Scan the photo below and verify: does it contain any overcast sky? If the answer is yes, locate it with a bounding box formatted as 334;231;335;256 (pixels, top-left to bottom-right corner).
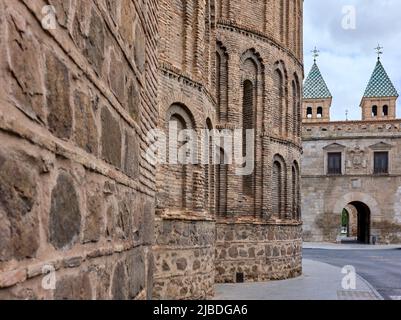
303;0;401;120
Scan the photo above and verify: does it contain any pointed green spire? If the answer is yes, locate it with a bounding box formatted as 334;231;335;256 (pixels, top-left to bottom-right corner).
363;59;398;98
303;62;332;99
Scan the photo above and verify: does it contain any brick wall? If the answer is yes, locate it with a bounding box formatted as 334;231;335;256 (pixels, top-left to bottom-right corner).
214;0;304;282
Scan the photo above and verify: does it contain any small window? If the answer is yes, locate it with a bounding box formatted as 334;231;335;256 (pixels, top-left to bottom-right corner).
374;152;389;174
327;152;342;175
307;107;312;118
317;106;323;118
383;105;389;117
372;105;378;117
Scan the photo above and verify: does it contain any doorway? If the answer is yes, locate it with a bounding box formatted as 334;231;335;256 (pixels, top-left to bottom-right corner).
341;201;371;244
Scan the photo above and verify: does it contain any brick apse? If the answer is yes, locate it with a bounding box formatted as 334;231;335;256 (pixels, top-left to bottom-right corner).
0;1;303;299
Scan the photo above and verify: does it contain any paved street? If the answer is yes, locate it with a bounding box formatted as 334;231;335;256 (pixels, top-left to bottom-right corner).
215;259;381;300
304;246;401;300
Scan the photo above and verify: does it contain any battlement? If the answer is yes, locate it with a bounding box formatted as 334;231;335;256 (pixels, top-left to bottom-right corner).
302;119;401;139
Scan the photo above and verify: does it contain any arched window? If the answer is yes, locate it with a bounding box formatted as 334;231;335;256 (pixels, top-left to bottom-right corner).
216;42;229;122
292;80;297;136
167;114;187;209
240;51;263;214
204;118;213;213
272;161;282;218
292;162;300;220
216;148;228;216
242;79;254;196
273;69;284;131
163;104;195;211
372;105;378;117
383;105;389;117
307;107;313;118
317;106;323;118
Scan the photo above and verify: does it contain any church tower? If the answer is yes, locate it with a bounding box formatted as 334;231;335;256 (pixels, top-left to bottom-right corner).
302;49;332;122
360;47;399;120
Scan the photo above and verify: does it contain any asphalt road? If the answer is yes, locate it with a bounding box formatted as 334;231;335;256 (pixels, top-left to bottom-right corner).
303;248;401;300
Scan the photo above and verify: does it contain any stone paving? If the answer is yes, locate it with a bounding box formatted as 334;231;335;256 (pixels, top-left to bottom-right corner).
214;259;383;300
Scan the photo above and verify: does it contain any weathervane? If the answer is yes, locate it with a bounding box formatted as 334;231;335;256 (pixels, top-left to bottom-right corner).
311;46;320;62
374;44;383;60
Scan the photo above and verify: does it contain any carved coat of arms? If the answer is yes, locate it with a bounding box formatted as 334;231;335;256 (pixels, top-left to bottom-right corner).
347;146;367;170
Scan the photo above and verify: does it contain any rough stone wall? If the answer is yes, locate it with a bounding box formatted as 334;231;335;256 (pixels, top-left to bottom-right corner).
215;221;302;283
0;0;158;299
214;0;303;282
302;120;401;244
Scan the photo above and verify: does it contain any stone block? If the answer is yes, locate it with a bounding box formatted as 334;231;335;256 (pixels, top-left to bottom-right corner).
0;151;39;261
73;90;98;155
101;107;122;168
49;172;81;249
46;52;72;139
54;273;92;300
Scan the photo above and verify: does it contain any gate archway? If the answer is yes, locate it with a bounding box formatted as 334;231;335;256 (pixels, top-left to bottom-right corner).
334;192;379;244
342;202;371;244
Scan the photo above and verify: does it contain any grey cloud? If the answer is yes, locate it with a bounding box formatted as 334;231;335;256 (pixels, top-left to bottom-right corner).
304;0;401;120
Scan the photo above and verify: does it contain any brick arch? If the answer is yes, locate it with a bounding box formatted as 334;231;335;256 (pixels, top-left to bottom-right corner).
216;41;229;122
160;92;203;129
216;146;228;216
292;160;301;220
272;154;287;219
216;41;229;59
166;103;196;129
292;72;301;137
272;60;288;136
274;60;288;81
162;103;198;212
240;50;263;206
240;48;265;74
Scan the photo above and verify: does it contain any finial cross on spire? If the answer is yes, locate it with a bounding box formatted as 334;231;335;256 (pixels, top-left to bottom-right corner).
375;44;383;60
311;46;320;63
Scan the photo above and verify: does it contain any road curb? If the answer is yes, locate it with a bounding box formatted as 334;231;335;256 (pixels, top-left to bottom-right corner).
355;274;384;300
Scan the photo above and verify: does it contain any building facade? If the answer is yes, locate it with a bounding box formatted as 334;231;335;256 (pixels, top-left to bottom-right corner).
0;0;303;300
302;56;401;244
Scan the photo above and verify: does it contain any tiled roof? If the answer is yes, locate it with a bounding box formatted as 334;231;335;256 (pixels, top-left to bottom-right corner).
303;62;332;99
363;59;399;98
